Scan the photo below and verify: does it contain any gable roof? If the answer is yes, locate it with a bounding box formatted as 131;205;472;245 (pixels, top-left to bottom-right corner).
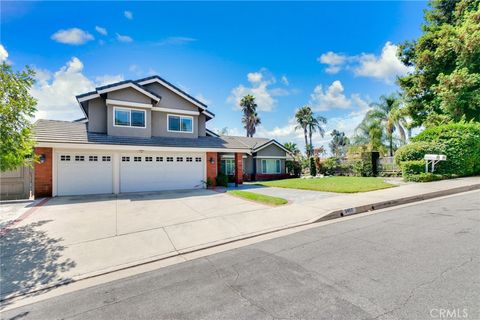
76;80;161;103
219;135;291;155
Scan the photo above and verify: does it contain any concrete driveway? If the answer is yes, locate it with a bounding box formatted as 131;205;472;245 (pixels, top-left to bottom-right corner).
1;188;323;300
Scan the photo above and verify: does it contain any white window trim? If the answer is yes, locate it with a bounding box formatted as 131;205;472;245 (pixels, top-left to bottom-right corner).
153;107;199;116
106;99;152;109
261;159;281;174
167;114;194;133
113;106;147;129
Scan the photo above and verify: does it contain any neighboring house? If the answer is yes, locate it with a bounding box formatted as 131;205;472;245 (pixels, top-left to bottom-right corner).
33;76;291;197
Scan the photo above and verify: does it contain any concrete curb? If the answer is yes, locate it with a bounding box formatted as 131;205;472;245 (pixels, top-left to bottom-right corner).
2;183;479;304
315;183;480;222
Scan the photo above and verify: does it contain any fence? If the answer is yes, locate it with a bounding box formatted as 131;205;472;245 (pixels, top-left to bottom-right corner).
377;156;399;174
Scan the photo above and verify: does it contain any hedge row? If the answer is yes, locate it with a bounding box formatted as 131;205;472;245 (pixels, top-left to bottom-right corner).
395;122;480;181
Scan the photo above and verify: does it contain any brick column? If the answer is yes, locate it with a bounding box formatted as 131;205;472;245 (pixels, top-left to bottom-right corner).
206;152;218;188
34;147;53;198
234;153;243;185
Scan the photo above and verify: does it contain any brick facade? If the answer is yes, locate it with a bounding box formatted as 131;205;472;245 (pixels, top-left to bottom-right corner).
206;152;218;187
255;173;291;181
234;153;243;185
34;147;53;198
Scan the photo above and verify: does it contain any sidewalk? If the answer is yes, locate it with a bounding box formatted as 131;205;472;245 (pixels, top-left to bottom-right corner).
1;177;479;302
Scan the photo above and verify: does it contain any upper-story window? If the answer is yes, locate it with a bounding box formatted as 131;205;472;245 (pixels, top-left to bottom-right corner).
114;107;146;128
167;115;193;133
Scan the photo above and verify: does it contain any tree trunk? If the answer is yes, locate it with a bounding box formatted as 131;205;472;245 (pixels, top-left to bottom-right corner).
303;128;309;157
308;129;313;158
389;134;393;157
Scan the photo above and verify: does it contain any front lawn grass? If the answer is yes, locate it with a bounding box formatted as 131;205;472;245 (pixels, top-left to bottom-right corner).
256;176;395;193
227;190;288;206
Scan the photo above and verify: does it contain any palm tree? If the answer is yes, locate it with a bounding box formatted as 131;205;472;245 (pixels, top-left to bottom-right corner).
307;115;327;155
284;142;300;156
365;94;406;156
239;95;261;137
329;130;349;158
354;118;385;153
295;106;312;156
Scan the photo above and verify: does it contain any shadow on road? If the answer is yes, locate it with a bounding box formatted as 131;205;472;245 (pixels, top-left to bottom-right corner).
0;220;76;309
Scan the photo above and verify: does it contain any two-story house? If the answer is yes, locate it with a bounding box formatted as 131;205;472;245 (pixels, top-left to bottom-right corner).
33;75;291;197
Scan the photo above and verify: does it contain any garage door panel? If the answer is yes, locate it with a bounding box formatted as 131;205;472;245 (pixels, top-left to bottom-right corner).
120;153;204;193
57;153;113;196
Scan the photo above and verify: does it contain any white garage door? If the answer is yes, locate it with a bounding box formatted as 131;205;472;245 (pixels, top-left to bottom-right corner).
57;152;113;196
120;153;205;193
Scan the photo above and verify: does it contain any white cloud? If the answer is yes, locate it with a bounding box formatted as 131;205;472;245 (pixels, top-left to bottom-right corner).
318;52;347;74
309;80;352;111
95;26;107;36
31;57;94;120
31;58;126;121
227;69;290;112
95;74;124;86
0;44;8;62
281;75;289;85
354;42;413;84
116;33;133;43
195;94;211;106
153;37;196;46
124;10;133;20
317;42;413;83
51;28;94;45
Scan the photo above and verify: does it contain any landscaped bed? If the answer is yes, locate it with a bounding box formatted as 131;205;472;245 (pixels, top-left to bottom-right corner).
256;176;395;193
227;190;288;206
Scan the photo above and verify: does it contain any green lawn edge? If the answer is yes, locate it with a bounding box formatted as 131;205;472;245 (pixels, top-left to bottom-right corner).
227;190;288;206
254;176;395;193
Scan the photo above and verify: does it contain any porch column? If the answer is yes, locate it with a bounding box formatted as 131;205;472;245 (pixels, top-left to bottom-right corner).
206;152;218;187
34;147;53;198
234;153;243;186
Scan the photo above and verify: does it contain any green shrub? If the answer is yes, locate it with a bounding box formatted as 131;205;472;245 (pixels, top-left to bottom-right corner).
405;172;445;182
319;157;339;176
401;160;426;179
411;122;480;177
286;160;302;177
360;152;374;177
216;173;228;187
395;141;446;166
309;157;317;176
205;177;214;188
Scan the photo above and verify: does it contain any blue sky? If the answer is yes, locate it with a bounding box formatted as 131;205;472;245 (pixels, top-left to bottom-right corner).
1;1;427;152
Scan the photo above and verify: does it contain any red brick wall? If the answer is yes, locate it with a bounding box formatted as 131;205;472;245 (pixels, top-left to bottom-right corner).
34;147;53;198
206;152;218;187
235;153;243;184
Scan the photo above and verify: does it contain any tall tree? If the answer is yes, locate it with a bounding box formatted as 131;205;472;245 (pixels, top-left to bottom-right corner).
329;130;349;158
365;94;407;156
307;115;327;156
283;142;300;156
295;106;312;156
398;0;480;127
0;63;37;172
353;119;385;154
239;95;261;137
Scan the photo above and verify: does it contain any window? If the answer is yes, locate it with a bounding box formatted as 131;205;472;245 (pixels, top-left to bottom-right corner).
134;156;142;162
145;156;153;162
176;157;183;162
114;107;146;128
122;156;130;162
167;115;193;133
89;156;98;162
102;156;111;162
75;155;85;162
60;155;70;161
156;156;163;162
261;159;281;174
195;157;202;162
221;159;235;176
186;157;193;162
166;157;173;162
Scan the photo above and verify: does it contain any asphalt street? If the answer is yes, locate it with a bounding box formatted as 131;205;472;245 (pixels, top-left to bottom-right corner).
2;191;479;320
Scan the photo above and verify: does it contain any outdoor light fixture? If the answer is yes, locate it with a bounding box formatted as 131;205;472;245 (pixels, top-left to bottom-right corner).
39;154;46;164
209;157;215;164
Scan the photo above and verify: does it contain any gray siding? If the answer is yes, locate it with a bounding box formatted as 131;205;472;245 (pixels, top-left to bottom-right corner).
243;155;254;174
256;143;287;157
144;82;199;112
87;98;107;133
107;104;152;138
198;114;206;136
108;87;152;104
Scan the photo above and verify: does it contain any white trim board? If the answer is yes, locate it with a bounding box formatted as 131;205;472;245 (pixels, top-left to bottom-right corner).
97;83;160;102
106;99;152;109
153;107;199;116
253;140;291;154
253;156;288;159
113;106;147;129
77;93;100;103
167;114;194;134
